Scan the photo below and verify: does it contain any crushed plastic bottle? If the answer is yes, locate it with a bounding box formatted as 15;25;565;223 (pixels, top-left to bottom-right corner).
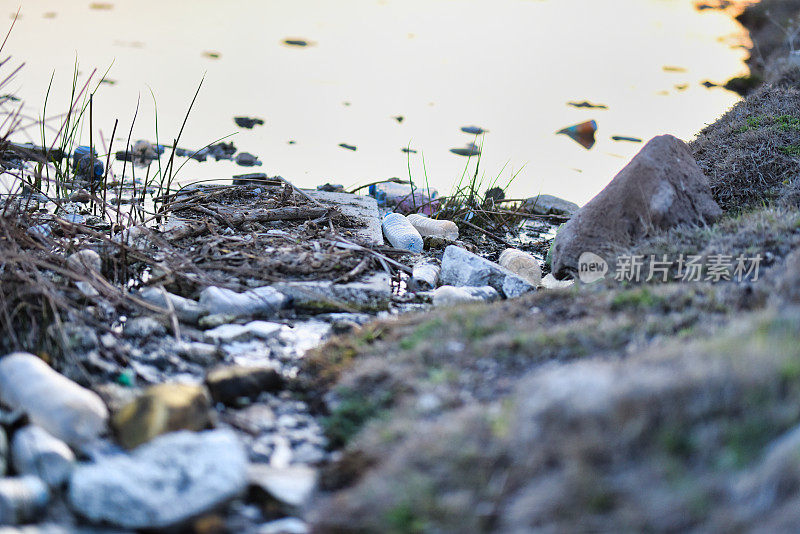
11;426;75;487
0;353;109;447
72;146;104;181
0;476;50;525
499;248;542;286
382;213;423;253
408;260;441;292
406;214;459;241
432;285;499;306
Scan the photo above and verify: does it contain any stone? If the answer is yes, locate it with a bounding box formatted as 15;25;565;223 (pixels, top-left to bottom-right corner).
305;190;383;246
206;365;284;406
550;135;722;278
432;285;500;307
272;273;391;312
198;286;290;319
47;322;99;352
0;476;50;525
0;427;6;476
69;429;248;529
257;517;309;534
11;425;75;487
65;249;102;273
248;464;317;510
123;316;166;339
176;341;222;366
521;194;580;217
112;383;212;449
112;225;151;249
0;353;108;447
139;287;205;324
439;246;535;298
204;324;250;344
203;321;282;344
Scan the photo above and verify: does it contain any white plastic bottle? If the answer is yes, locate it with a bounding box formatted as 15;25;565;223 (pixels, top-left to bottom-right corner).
382;213;423;253
406;214;459;241
408;261;441;292
499;248;542;286
0;353;108;447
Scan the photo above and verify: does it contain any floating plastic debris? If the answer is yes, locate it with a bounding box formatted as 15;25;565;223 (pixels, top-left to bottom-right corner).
283;39;311;47
611;136;643;143
556;120;597;150
234;117;264;129
460;125;488;135
568;101;608;109
450;146;481;157
339;143;357;151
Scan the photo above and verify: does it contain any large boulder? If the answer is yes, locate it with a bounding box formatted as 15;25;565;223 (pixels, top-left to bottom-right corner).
551;135;722;278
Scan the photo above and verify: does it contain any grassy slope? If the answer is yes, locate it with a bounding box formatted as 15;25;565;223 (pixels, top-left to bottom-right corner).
303;2;800;531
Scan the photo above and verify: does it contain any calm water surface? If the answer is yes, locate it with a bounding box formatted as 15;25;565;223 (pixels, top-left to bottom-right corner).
5;0;752;204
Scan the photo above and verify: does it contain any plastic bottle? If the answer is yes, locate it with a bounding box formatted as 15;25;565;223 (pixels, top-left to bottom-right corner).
499;248;542;286
11;426;76;487
432;285;499;307
0;353;109;447
406;214;459;241
408;261;441;292
0;476;50;525
72;146;104;181
382;213;423;253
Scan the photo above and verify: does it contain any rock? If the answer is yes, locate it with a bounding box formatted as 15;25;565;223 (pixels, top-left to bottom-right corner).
257;517;309;534
206;365;284;406
11;425;75;487
0;476;50;525
199;313;239;329
47;322;98;352
204;321;282;344
521;194;580;217
198;286;289;319
0;353;108;447
123;316;166;339
112;383;212;449
432;285;500;306
0;427;6;476
272;273;391;312
65;249;102;273
305;190;383;246
69;430;248;529
139;287;205;324
439;246;535;298
550;135;722;278
112;225;150;249
176;342;222;366
248;464;317;511
204;324;250;344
